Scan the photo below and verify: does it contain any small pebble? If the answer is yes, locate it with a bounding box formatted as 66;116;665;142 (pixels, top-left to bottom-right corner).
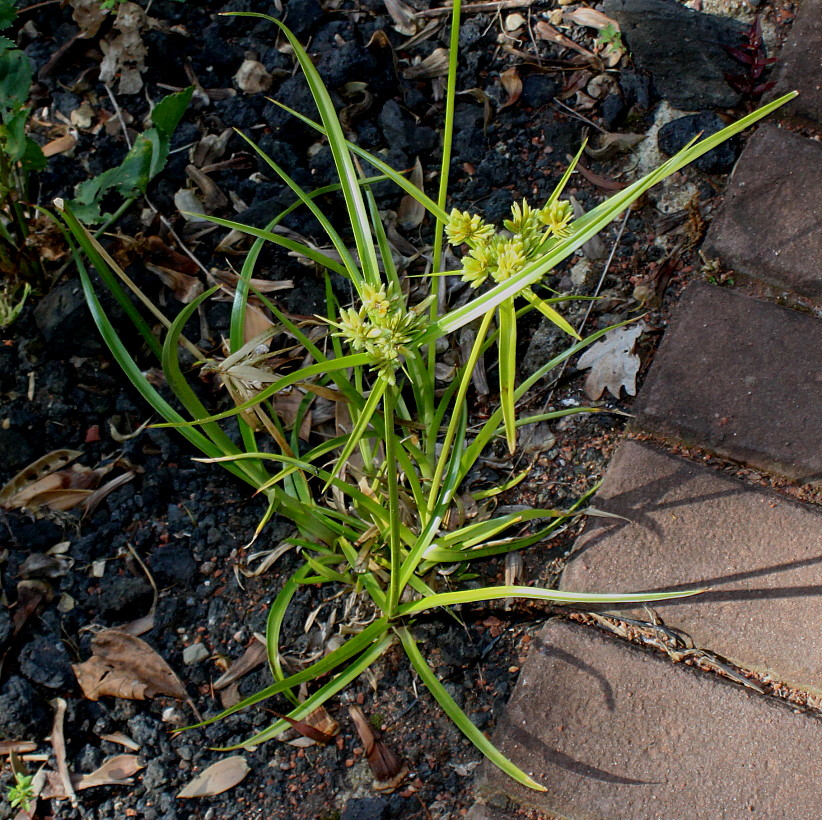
182;643;210;665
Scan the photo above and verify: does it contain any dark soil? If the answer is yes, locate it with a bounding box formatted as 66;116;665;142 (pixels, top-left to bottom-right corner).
0;0;805;818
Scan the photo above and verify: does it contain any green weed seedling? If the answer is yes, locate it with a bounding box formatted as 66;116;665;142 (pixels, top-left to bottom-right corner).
6;769;35;814
58;1;796;791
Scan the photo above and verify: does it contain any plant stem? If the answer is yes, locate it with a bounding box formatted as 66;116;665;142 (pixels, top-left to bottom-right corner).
428;308;494;512
428;0;462;380
384;384;402;617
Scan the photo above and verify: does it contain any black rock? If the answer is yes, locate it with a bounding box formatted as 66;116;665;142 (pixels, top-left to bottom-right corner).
277;0;323;37
618;68;654;111
33;280;101;353
0;676;50;740
0;427;34;475
19;636;74;690
658;111;741;174
378;100;437;156
254;134;300;176
520;73;562;108
0;608;11;644
603;0;748;109
480;188;515;224
341;797;389;820
148;545;198;588
601;93;627;130
96;575;154;619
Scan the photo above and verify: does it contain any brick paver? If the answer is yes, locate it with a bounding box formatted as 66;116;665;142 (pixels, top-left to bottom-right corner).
768;0;822;127
634;282;822;482
476;619;822;819
560;439;822;692
702;124;822;300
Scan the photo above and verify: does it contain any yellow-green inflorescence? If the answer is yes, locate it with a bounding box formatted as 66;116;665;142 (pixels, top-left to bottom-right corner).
329;282;432;385
445;198;575;288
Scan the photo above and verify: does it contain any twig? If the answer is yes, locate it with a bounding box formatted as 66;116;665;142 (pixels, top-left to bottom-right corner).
103;84;133;150
49;698;77;807
550;98;608;134
416;0;535;19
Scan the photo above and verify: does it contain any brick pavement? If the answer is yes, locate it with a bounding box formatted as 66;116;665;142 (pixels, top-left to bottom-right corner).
471;5;822;815
634;282;822;482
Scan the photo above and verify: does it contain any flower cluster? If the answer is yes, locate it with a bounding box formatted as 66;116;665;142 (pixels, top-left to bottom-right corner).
329;283;431;385
445;198;575;289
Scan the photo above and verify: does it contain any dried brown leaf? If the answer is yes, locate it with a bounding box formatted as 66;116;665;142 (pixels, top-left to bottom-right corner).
176;756;250;798
213;638;267;690
50;698;76;806
402;48;450;80
0;450;82;509
384;0;418;36
348;705;405;783
0;741;37;756
535;21;596;60
12;581;53;636
70;0;108;38
577;324;644;400
99;2;149;95
567;7;619;31
99;732;140;752
234;59;273;94
42;134;78;158
72;629;187;702
77;755;143;789
585;132;645;161
498;66;523;110
145;262;204;304
274;707;338;746
396;157;425;230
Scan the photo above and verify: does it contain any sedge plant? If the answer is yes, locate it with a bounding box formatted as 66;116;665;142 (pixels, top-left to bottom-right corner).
56;3;796;790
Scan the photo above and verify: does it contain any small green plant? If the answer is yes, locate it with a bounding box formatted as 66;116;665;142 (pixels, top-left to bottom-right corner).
68;86;193;225
58;2;795;792
0;280;29;327
7;769;35;813
597;22;624;51
0;0;46;290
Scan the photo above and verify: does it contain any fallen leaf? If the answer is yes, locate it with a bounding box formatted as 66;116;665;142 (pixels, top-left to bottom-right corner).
77;755;143;789
42;134;78;157
348;705;407;784
0;450;82;509
384;0;418;36
276;706;339;747
234;59;272;94
402;48;450;80
213;638;267;690
99;733;140;752
72;629;187;702
576;324;645;400
12;581;53;636
176;757;250;798
498;66;523;110
535;21;596;60
19;552;74;580
0;742;37;756
145;262;203;304
585;132;646;161
567;7;619;32
396;157;425;229
69;0;108;38
99;2;149;95
572;159;626;192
